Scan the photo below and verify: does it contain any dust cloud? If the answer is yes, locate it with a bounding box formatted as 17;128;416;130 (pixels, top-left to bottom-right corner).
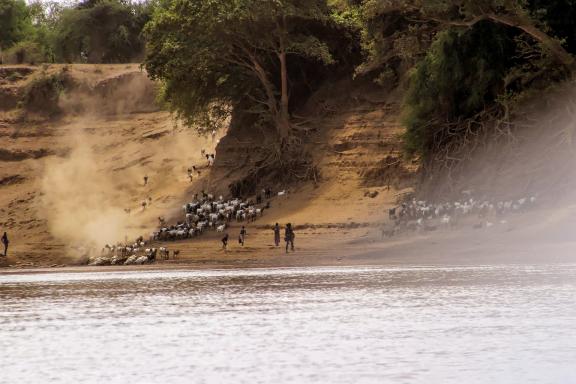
37;70;223;258
40;132;140;251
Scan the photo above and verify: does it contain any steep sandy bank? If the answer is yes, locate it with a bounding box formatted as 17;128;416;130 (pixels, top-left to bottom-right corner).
3;65;576;270
0;64;222;266
0;68;415;268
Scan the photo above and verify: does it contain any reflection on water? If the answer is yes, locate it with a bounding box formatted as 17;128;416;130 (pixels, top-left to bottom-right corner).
1;265;576;384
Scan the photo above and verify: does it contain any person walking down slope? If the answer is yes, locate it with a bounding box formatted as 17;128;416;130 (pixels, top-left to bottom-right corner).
273;223;281;247
285;223;295;253
239;226;247;246
1;232;8;257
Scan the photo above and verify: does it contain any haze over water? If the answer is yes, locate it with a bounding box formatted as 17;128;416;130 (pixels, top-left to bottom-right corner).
1;264;576;383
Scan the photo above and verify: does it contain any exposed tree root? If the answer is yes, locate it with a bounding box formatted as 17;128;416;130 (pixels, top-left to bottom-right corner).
228;138;319;197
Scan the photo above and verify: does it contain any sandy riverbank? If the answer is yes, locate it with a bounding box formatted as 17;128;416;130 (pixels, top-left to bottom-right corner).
4;203;576;275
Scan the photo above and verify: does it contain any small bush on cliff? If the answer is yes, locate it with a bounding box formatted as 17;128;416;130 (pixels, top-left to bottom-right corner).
3;41;46;65
21;70;71;115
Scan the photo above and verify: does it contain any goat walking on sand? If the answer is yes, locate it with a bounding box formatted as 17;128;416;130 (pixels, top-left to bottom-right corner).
384;193;539;237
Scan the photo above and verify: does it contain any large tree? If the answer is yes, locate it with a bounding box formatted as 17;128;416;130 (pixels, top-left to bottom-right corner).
144;0;342;146
0;0;32;58
362;0;575;69
54;0;151;63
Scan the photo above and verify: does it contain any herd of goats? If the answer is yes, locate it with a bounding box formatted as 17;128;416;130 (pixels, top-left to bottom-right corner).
382;194;538;237
88;190;277;266
88;187;539;265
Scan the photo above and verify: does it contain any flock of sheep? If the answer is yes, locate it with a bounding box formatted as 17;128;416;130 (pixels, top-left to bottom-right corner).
383;194;538;237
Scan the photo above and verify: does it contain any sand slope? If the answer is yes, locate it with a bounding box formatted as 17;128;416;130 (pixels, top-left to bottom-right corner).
3;65;576;270
0;66;416;268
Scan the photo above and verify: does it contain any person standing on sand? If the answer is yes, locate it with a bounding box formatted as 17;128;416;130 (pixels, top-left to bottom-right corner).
273;223;280;247
144;175;148;186
285;223;295;253
1;232;8;257
222;233;229;250
239;226;247;246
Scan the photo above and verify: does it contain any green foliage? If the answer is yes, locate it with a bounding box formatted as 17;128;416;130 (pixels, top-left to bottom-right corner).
53;0;152;63
0;0;153;64
0;0;32;50
403;22;517;155
21;69;71;114
356;0;576;157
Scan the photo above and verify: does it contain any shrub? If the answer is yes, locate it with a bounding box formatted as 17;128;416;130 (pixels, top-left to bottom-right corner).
20;70;71;114
3;41;46;65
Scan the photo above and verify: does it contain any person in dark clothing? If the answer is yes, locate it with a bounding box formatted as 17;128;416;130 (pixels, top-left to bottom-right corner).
222;233;229;250
273;223;280;247
1;232;8;257
284;223;295;253
239;226;247;246
143;175;148;186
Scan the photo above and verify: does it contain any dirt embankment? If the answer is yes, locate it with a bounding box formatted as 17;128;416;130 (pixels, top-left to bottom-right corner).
0;65;420;268
3;63;576;271
0;64;217;267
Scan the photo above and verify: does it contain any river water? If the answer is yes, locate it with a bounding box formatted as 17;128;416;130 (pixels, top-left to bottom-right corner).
1;264;575;384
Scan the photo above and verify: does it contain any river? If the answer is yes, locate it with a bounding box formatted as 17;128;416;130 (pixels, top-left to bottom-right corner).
1;264;575;383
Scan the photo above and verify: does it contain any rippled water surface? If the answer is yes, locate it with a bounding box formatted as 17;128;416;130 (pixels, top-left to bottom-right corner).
2;264;576;384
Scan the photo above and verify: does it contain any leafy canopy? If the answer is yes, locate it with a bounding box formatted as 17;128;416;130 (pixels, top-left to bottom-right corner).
54;0;152;63
144;0;347;134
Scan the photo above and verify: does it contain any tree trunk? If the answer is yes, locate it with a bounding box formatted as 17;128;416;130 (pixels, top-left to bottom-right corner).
277;16;291;143
276;109;290;142
277;50;290;142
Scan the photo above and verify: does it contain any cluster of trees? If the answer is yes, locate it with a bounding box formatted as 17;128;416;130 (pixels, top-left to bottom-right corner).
144;0;576;157
0;0;153;64
360;0;576;156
